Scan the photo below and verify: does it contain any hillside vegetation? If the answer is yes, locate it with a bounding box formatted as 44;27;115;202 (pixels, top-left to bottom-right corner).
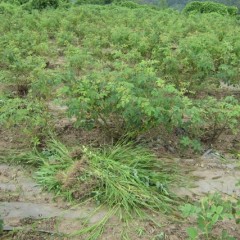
1;1;240;147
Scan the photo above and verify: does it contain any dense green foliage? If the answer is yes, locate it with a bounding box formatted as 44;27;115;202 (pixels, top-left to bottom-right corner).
0;0;67;10
184;1;238;15
30;0;60;9
0;2;240;145
65;65;187;135
0;97;52;146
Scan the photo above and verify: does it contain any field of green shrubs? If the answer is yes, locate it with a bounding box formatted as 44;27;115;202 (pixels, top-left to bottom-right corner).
0;0;240;239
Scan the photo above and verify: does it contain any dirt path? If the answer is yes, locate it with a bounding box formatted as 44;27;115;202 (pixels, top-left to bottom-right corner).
176;151;240;199
0;164;110;239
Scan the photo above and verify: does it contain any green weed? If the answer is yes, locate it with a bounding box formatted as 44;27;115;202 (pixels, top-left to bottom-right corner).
180;193;240;240
27;139;182;239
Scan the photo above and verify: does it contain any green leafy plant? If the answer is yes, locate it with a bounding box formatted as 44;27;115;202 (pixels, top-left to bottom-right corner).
186;96;240;143
64;63;188;138
180;136;202;153
180;193;239;240
0;96;52;146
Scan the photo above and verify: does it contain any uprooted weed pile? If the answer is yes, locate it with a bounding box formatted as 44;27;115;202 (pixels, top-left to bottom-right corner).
11;139;182;238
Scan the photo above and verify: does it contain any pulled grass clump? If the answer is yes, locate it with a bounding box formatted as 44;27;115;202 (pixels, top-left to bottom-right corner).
31;139;181;238
81;144;180;216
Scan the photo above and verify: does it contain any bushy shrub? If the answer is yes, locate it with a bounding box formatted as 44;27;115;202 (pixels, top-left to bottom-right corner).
184;1;238;16
185;96;240;142
63;64;187;137
0;2;19;14
0;97;52;146
62;59;240;142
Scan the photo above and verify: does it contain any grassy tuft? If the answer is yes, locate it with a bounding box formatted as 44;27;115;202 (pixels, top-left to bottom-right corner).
21;139;182;238
82;143;180;216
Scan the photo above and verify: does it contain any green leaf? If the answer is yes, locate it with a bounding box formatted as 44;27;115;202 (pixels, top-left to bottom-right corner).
197;216;206;231
180;204;195;218
216;206;223;214
212;214;219;225
186;227;198;240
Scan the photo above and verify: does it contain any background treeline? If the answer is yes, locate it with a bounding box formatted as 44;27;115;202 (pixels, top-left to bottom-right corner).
166;0;240;10
0;0;240;10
